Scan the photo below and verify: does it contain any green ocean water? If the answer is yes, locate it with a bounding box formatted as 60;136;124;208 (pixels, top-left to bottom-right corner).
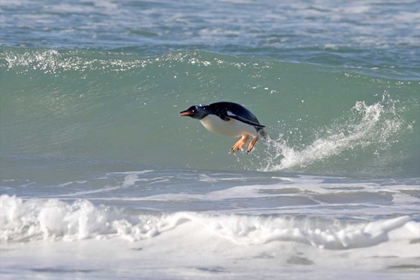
1;48;418;177
1;2;420;279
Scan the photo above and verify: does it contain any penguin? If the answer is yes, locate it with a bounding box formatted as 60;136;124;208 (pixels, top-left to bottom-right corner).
180;101;267;153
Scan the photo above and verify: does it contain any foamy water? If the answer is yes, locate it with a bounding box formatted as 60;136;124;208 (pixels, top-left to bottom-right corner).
261;92;413;172
2;170;419;279
1;196;419;278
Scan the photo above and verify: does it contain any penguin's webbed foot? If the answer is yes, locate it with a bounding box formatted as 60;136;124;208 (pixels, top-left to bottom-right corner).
230;135;249;153
246;137;259;153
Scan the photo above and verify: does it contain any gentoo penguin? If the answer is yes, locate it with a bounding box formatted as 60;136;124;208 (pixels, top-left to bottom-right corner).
180;101;267;153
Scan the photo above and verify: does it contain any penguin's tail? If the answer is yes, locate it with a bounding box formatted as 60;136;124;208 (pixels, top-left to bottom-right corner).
258;128;268;140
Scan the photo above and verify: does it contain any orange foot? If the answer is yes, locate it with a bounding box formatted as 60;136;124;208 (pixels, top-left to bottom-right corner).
230;135;249;153
247;137;259;153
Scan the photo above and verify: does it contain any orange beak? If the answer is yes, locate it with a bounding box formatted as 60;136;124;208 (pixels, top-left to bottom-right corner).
179;110;193;117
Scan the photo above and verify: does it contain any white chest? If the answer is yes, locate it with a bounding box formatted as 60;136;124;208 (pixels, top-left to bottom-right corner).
199;114;258;138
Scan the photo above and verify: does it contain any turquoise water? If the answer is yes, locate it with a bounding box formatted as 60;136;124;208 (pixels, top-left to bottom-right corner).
1;1;419;279
1;49;419;177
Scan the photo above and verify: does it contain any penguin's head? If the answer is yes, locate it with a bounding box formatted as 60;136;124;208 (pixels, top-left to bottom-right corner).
179;105;208;120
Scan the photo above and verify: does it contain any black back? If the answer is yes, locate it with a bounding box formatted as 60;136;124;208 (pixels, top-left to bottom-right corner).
205;101;264;128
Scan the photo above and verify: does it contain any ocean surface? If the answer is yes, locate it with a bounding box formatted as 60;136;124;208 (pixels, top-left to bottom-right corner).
1;0;419;279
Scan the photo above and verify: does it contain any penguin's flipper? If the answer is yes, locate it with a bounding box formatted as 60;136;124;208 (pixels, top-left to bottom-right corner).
218;115;230;121
228;114;265;128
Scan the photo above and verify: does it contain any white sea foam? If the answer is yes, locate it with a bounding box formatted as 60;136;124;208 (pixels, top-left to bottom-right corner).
1;195;418;250
1;192;419;279
262;92;409;172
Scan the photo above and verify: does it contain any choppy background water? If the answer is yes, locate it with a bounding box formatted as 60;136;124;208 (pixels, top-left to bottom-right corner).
1;1;419;279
